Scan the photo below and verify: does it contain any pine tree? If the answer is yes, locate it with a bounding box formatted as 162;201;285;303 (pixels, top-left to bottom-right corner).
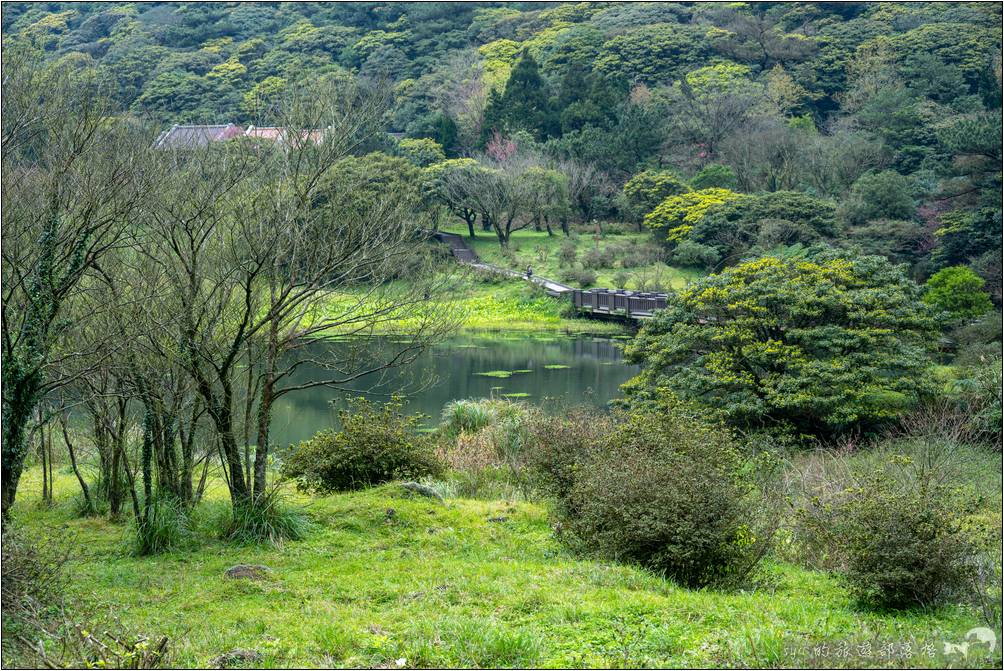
482;50;558;142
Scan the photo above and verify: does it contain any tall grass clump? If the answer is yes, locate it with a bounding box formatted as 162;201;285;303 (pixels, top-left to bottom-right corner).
441;399;500;438
437;398;539;498
210;486;312;547
129;497;192;556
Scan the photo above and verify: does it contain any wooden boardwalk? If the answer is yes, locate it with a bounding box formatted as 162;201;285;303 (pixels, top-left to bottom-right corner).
431;231;668;321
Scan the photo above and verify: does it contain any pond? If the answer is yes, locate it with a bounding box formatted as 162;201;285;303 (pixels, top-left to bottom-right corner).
270;332;640;446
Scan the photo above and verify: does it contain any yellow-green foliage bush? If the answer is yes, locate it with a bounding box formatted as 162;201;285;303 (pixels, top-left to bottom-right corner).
643;188;741;242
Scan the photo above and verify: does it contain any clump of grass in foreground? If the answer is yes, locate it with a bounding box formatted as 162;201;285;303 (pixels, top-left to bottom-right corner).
129;497;192;556
208;488;312;547
391;617;544;668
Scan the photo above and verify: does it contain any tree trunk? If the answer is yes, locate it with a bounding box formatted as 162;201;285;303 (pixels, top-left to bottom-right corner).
252;324;279;500
61;414;94;514
1;370;43;518
109;398;128;517
117;436;142;520
46;429;54;503
178;400;199;506
39;425;49;504
141;408;154;520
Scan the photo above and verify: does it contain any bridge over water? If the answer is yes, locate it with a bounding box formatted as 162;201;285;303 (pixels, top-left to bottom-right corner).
431;231;668;321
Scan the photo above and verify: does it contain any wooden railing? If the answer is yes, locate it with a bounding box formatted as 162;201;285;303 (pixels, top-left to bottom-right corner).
571;288;668;320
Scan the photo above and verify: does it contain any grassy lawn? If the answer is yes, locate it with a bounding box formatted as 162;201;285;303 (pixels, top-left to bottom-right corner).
12;467;997;669
297;224;698;338
441;223;702;290
315;279;627;335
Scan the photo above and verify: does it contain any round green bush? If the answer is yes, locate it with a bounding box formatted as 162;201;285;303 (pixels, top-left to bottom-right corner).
555;405;775;588
282;396;442;493
797;441;988;609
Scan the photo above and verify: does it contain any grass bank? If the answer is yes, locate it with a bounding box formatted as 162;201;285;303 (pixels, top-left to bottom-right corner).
12;467;997;669
442;223;701;290
318;280;627;335
308;224;696;337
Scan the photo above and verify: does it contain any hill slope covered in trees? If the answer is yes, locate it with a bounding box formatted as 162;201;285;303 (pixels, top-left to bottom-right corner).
4;2;1001;289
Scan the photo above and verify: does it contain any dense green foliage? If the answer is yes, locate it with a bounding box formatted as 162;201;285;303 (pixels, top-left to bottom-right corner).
552;405;774;588
5;1;999;281
796;442;990;609
282;397;442;493
622;169;689;223
625;253;938;434
3;4;1003;664
924;265;994;322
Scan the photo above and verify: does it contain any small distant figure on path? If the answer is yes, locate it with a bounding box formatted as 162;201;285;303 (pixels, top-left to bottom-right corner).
526;266;533;279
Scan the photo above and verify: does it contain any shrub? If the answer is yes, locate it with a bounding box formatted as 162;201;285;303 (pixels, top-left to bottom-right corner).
556;405;775;588
282;396;442;493
1;525;69;621
1;526;71;667
395;137;446;167
561;267;597;287
525;408;612;503
581;245;617;269
625;253;938;435
557;241;577;266
631;266;669;292
616;240;662;268
947;358;1004;445
755;218;821;249
924;265;993;323
840;170;915;225
950;310;1002;367
690;164;737;190
622;169;689;221
795;440;989;609
669;239;719;268
0;529;170;671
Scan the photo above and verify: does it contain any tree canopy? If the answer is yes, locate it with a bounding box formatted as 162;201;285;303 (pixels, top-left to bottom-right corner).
624;253;938;435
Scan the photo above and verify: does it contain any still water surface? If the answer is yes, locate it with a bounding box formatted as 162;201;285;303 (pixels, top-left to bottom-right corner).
270;333;639;446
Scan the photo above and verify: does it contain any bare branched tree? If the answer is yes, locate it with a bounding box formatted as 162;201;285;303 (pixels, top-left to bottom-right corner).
140;79;461;507
1;47;150;517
